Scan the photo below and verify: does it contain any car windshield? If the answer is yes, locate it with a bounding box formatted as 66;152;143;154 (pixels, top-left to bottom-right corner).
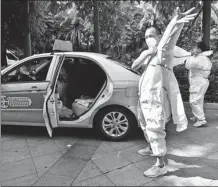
105;56;140;75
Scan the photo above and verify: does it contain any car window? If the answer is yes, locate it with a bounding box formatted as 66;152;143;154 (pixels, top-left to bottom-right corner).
78;58;89;64
1;57;53;84
106;56;140;75
6;53;17;60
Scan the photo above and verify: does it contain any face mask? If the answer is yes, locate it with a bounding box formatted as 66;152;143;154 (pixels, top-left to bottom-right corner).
146;37;158;48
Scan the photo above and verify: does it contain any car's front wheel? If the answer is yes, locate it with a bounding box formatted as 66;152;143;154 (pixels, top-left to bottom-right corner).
94;107;136;141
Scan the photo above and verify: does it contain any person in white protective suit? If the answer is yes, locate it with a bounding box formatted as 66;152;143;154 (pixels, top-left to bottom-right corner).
131;7;197;177
185;42;212;127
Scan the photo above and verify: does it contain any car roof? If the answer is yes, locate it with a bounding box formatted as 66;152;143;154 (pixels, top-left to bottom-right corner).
3;52;140;81
32;52;108;58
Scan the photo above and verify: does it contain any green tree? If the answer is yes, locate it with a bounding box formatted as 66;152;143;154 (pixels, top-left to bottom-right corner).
2;0;26;65
24;0;31;57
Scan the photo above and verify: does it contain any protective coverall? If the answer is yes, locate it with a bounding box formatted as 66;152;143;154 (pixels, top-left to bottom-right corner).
138;16;188;157
185;55;212;121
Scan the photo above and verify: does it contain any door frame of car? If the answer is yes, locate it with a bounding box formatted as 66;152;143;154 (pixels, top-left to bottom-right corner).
44;54;114;132
1;54;58;127
42;54;66;136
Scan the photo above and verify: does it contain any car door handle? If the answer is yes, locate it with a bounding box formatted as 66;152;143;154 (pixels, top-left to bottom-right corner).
29;86;41;91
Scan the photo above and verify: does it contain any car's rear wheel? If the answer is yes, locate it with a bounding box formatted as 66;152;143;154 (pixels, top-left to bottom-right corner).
94;106;136;141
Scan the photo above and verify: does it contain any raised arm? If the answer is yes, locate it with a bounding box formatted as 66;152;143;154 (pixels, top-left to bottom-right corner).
158;17;184;51
131;50;149;71
158;7;196;52
131;47;157;71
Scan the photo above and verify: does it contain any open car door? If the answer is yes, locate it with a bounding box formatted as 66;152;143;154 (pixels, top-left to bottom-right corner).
43;55;64;137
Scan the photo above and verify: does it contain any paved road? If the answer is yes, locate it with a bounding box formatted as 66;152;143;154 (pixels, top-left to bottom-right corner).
1;115;218;186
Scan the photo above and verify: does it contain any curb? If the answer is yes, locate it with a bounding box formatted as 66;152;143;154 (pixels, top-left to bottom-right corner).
184;102;218;117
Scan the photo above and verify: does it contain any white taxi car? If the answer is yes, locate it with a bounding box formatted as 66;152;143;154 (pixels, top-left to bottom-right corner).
1;52;141;141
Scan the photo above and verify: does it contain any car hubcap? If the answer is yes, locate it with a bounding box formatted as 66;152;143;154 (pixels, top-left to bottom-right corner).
102;112;129;137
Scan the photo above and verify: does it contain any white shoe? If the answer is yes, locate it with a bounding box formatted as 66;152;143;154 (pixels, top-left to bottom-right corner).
176;123;187;132
190;116;197;122
193;120;207;128
138;147;154;156
144;163;168;178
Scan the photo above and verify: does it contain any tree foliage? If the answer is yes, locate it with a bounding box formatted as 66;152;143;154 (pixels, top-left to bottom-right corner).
2;0;26;50
2;0;218;102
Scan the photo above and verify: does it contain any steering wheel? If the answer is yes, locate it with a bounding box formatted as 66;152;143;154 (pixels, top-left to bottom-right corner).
17;69;36;81
29;70;36;77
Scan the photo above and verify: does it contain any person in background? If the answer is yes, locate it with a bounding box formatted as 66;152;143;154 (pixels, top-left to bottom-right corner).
131;7;196;178
185;42;212;127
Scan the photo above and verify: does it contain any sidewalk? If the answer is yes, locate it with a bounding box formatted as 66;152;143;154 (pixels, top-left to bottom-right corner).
1;115;218;186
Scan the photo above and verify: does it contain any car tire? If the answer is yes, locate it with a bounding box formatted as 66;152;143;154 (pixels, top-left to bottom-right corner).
94;106;136;141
